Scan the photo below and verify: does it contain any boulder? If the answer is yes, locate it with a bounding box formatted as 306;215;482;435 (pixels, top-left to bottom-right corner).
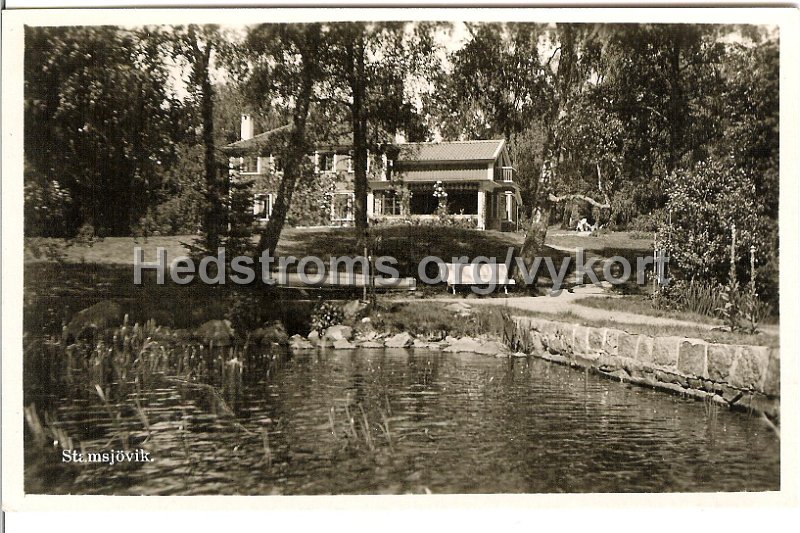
289;334;315;350
443;337;482;353
359;330;378;341
473;340;510;356
196;319;235;346
64;300;124;343
332;338;357;350
323;325;353;341
385;331;414;348
359;340;385;349
254;321;289;346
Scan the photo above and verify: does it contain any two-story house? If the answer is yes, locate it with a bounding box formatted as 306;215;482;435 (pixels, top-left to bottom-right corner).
222;114;522;231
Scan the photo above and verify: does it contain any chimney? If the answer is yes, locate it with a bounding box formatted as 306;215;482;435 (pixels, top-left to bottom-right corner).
240;113;254;141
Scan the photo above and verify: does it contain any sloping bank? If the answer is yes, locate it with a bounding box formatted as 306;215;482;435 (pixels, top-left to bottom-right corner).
507;315;780;422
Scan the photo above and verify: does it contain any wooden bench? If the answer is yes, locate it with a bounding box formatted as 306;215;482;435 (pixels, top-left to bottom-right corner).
438;262;516;294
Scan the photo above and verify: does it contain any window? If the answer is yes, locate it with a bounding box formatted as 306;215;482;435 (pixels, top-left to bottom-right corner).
241;156;258;174
447;191;478;215
253;194;272;220
319;153;334;172
331;193;354;221
380;191;402;216
271;155;283;173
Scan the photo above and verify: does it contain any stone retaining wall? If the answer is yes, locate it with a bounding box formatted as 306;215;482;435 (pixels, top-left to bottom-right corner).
509;316;780;420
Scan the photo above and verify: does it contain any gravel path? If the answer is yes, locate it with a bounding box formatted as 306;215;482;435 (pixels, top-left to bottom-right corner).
402;284;720;330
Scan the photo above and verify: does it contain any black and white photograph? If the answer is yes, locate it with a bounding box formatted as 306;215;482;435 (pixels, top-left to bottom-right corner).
1;5;797;507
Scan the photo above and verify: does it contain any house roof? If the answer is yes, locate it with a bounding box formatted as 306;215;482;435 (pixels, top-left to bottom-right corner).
222;124;292;154
393;167;488;182
396;139;505;163
224;128;508;164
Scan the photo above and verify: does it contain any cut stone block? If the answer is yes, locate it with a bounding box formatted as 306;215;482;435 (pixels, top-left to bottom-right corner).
707;344;737;382
651;336;682;369
678;339;708;378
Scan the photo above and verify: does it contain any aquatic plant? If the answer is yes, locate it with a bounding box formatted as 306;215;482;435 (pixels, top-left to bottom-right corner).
328;399;393;454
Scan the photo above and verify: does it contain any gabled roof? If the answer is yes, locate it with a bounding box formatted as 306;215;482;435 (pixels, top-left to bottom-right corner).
222;124;292;154
396;139;505;164
224;127;507;164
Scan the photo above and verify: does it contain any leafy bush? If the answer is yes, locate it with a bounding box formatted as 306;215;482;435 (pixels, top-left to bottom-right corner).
369;213;478;229
310;301;344;334
718;230;772;334
678;280;724;317
24;178;73;237
658;159;762;282
657;157;777;311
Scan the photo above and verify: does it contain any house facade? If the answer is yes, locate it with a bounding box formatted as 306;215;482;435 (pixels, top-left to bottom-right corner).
222;114;522;231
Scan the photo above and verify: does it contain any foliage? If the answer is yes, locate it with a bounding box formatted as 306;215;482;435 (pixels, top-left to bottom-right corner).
652;279;724;318
369;214;478;230
718;232;772;334
24;26;183;236
24;174;72;237
431;22;551;140
136;143;206;236
286;167;338;227
657;158;764;284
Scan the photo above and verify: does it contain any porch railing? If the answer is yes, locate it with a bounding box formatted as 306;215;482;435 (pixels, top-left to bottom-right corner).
501;167;515;182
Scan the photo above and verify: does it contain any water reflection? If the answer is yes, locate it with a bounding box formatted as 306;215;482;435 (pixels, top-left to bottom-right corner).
27;349;779;494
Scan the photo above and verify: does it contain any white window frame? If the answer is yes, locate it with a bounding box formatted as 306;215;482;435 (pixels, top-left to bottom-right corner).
240;155;260;174
319;152;335;173
330;192;355;222
253;193;273;221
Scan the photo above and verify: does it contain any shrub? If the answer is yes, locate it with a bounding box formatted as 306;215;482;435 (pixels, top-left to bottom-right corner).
657;157;777;311
24;178;73;237
310;301;344;334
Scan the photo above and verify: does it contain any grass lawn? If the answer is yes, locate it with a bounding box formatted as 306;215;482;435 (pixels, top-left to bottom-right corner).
364;301;778;347
542;309;779;347
545;228;653;252
575;295;727;327
25;226;524;268
26;226;655;266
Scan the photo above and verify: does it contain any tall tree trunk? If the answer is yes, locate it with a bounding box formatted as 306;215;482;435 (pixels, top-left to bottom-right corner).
513;24;577;290
195;37;221;253
351;35;369;246
258;33;319;257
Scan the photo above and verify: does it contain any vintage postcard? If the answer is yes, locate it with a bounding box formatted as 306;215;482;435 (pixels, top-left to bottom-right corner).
2;6;798;512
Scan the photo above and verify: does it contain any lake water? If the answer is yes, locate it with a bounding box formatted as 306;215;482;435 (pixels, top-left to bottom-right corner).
26;348;780;494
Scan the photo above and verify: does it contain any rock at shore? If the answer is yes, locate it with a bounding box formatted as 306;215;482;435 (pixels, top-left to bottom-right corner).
333;338;357;350
289;334;315;350
323;325;353;341
359;340;384;348
196;319;235;346
443;337;482;353
385;331;414;348
253;321;288;346
64;300;124;343
473;340;511;357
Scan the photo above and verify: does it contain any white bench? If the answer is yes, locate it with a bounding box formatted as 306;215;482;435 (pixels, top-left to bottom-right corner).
438;262;516;294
